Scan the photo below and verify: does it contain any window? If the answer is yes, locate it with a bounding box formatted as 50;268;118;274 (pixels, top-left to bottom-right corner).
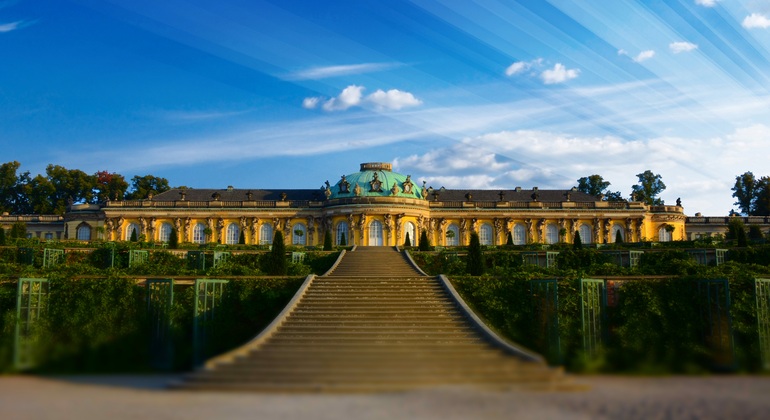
292;223;306;245
260;224;273;245
610;225;624;243
76;224;91;241
513;224;526;245
658;226;672;242
336;222;349;246
446;224;459;246
479;224;493;245
545;224;559;244
193;223;206;244
369;220;383;246
45;233;53;240
579;224;592;244
159;223;173;242
125;223;140;241
404;222;416;246
226;223;240;245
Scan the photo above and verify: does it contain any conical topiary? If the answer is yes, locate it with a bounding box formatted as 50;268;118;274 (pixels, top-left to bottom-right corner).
267;231;287;275
466;232;484;275
419;229;430;251
404;232;411;247
323;230;332;251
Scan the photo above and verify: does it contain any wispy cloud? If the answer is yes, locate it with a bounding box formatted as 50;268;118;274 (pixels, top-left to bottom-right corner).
285;62;402;80
669;41;698;53
504;58;542;76
694;0;718;7
156;109;252;122
541;63;580;84
304;85;421;112
633;50;655;63
743;13;770;29
0;20;23;33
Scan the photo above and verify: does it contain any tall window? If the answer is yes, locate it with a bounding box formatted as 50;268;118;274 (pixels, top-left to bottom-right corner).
336;222;349;246
159;223;173;242
404;222;416;246
579;224;592;244
611;225;624;243
545;224;559;244
658;226;672;242
193;223;206;244
76;224;91;241
125;223;140;241
513;224;526;245
479;224;493;246
292;223;306;245
260;224;273;245
369;220;383;246
446;224;459;246
226;223;240;245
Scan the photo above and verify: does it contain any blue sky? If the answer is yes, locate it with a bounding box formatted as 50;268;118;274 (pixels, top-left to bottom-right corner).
3;0;770;216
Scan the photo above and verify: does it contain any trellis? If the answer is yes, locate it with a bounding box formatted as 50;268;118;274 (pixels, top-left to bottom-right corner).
129;250;149;267
629;250;644;267
756;278;770;370
146;278;174;370
193;279;228;366
187;251;206;270
14;278;48;370
17;247;34;265
42;248;64;268
580;278;606;358
698;278;734;369
291;252;306;263
530;279;561;362
213;251;230;268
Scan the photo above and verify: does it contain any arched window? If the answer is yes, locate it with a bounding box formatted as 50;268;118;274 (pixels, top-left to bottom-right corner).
336;222;349;246
292;223;306;245
76;224;91;241
513;224;526;245
193;223;206;244
579;224;592;244
226;223;240;245
159;223;173;242
404;222;416;246
125;223;140;241
611;225;625;243
260;224;273;245
369;220;383;246
446;224;459;246
545;224;559;244
659;226;672;242
479;224;493;245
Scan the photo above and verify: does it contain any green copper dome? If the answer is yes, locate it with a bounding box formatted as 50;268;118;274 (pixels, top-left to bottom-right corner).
326;163;425;200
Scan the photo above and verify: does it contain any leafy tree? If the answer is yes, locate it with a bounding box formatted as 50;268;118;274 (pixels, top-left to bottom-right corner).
419;230;431;251
26;165;97;214
404;232;411;247
0;227;5;245
754;177;770;216
0;161;32;214
732;172;757;215
266;231;287;275
323;230;332;251
466;232;484;275
749;225;764;241
94;171;128;202
9;221;26;239
169;228;179;249
631;170;666;205
573;231;582;250
727;218;747;247
575;174;623;201
125;175;170;200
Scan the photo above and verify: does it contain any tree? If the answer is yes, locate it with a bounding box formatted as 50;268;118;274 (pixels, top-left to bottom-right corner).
404;232;411;247
130;228;138;242
466;232;484;275
238;230;246;245
631;170;666;205
732;172;758;215
573;231;582;250
27;165;97;214
323;230;332;251
575;174;623;201
340;232;347;246
754;177;770;216
506;231;513;246
94;170;128;202
727;218;747;247
266;231;287;275
615;229;623;244
169;228;179;249
0;161;32;214
419;230;431;251
0;227;5;245
125;175;170;200
9;221;27;240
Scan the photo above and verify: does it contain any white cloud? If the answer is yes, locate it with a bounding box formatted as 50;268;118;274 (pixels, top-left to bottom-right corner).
633;50;655;63
505;58;542;76
304;85;421;112
695;0;718;7
540;63;580;84
285;62;402;80
743;13;770;29
669;41;698;53
367;89;422;110
0;20;22;33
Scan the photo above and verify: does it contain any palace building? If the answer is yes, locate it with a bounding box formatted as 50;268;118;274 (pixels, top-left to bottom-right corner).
63;162;686;246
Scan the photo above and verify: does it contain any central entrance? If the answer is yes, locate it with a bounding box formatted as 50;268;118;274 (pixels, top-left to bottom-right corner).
369;220;383;246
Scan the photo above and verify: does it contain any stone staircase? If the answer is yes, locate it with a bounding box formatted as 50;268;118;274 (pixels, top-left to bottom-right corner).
176;246;567;392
